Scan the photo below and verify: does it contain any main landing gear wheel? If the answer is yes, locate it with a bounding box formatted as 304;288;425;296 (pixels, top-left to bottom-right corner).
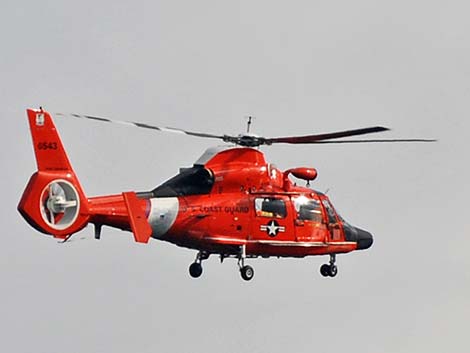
320;254;338;278
189;262;203;278
237;245;254;281
240;265;254;281
188;251;209;279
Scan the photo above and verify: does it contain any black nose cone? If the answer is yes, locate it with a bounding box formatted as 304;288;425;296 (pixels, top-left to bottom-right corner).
343;225;374;250
355;228;373;250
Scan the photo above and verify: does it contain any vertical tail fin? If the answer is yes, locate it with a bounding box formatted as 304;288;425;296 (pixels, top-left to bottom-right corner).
27;109;75;172
18;109;90;238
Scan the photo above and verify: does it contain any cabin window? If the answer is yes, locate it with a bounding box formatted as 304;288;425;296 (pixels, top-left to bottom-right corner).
293;196;323;222
255;198;287;218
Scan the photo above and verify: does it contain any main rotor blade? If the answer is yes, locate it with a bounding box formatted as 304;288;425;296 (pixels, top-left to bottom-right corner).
57;113;436;147
266;126;390;144
300;138;437;144
57;113;227;141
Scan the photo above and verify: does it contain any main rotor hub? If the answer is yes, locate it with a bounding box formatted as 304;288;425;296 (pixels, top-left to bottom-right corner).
222;134;268;147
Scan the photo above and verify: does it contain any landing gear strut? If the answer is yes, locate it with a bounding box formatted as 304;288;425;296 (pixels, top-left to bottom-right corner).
238;245;254;281
320;254;338;278
188;247;255;281
189;251;209;278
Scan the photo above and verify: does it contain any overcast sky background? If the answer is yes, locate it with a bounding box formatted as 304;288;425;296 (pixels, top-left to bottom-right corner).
1;1;469;352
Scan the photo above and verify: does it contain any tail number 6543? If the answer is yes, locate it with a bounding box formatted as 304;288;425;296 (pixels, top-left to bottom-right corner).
37;142;58;150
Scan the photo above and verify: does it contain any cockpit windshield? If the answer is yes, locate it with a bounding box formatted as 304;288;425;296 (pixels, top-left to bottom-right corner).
151;166;214;197
292;195;323;223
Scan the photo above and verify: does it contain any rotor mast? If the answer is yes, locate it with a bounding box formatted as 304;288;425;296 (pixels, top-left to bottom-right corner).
246;116;254;134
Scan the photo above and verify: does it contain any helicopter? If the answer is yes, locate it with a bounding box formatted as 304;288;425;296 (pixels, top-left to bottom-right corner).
18;108;435;281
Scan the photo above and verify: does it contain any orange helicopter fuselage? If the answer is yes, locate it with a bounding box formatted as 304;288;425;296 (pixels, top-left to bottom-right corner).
86;147;366;257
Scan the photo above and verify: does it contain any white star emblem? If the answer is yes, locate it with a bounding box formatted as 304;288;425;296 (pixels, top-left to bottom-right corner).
260;220;286;237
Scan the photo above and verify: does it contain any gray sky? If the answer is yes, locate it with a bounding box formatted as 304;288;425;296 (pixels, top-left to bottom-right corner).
2;1;469;352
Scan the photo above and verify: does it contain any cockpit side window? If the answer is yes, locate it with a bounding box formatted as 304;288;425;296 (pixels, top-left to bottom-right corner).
322;199;338;224
293;196;323;222
255;197;287;218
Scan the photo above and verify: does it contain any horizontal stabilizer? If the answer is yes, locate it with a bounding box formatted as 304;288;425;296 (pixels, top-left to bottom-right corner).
123;192;152;243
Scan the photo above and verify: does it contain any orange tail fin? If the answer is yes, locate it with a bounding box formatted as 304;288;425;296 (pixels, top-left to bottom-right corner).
18;109;90;238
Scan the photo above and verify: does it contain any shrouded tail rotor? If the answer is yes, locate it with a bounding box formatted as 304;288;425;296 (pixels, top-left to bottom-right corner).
18;109;90;238
41;180;80;230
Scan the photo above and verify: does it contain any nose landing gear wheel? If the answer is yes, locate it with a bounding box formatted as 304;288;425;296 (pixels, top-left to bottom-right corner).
328;265;338;277
320;254;338;278
240;265;254;281
320;264;330;277
189;262;203;278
